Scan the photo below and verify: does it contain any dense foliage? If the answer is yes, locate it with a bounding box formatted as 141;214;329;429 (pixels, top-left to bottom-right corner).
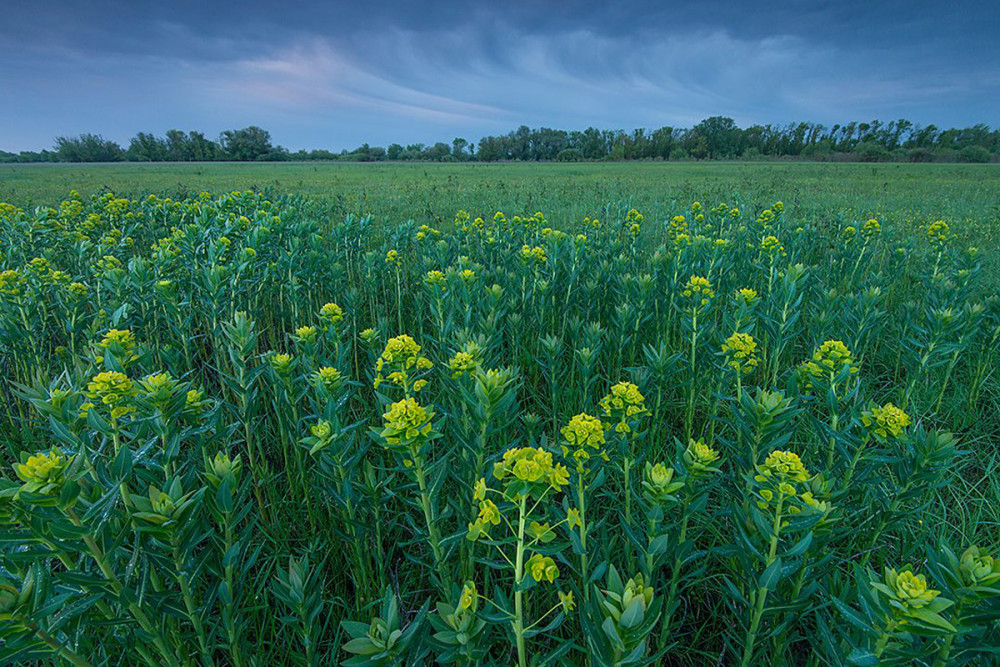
2;117;998;163
0;190;998;665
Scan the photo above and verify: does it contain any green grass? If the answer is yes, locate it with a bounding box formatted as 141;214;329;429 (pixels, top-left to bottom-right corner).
1;169;999;665
4;161;997;283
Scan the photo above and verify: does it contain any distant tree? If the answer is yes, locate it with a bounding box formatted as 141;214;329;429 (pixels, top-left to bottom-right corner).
957;145;991;163
127;132;169;161
220;126;274;161
452;137;471;160
55;134;124;162
387;143;404;160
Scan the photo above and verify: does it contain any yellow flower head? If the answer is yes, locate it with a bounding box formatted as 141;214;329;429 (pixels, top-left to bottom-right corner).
735;288;759;306
884;567;941;610
313;366;343;393
318;302;344;328
459;581;478;611
861;403;911;441
425;270;446;287
682;275;714;306
761;235;785;257
380;398;435;453
294;326;318;344
527;554;559;583
95;328;139;366
722;332;759;376
926;220;951;246
842;226;857;242
269;353;294;376
385;249;400;266
560;412;608;472
16;450;69;490
493;446;569;496
643;462;684;504
598;382;648;434
448;342;481;379
85;371;137;420
754;450;810;490
519;245;548;264
683;439;721;478
861;219;881;240
800;340;859;384
960;547;1000;587
374;334;433;393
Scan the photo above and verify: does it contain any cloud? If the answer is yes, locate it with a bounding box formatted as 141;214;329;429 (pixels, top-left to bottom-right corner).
0;4;998;152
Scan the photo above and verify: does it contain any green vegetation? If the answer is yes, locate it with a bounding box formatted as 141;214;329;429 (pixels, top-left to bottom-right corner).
0;170;998;665
2;117;997;164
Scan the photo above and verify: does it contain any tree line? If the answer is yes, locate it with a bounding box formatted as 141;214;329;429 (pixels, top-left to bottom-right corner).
2;118;997;164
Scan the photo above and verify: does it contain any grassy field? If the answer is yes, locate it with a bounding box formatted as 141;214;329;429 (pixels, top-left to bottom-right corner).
1;166;999;665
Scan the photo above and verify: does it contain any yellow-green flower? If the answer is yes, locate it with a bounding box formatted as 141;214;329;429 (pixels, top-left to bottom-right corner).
374;335;433;392
459;581;478;611
560;413;607;471
598;382;648;435
15;450;71;494
883;567;941;610
294;326;318;344
85;371;137;420
567;508;582;529
528;521;556;543
926;220;951;246
761;235;785;257
269;352;294;376
683;439;721;478
861;218;881;240
519;245;547;264
385;249;400;265
559;590;576;613
735;288;758;306
960;547;1000;587
380;398;435;453
643;462;684;504
448;342;481;379
722;332;759;376
95;328;139;366
861;403;911;440
527;554;559;583
425;270;446;287
799;340;859;385
755;450;810;487
318;302;343;328
473;477;487;501
313;366;344;393
493;446;569;496
682;275;714;306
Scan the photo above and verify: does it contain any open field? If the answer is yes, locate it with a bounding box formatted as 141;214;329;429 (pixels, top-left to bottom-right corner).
1;168;999;665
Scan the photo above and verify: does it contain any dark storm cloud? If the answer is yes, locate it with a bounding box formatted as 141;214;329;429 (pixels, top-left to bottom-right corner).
1;0;997;151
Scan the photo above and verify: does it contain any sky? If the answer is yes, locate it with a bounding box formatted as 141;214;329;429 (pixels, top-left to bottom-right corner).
1;0;998;152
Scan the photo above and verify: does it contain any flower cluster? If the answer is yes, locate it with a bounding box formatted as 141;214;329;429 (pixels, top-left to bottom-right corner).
519;245;547;265
312;366;343;393
926;220;951;246
560;413;608;473
83;371;137;420
598;382;648;434
721;332;759;376
374;335;433;393
95;328;139;366
493;446;569;498
380;398;436;460
385;249;400;266
760;235;785;257
683;275;714;307
861;403;911;441
800;340;859;385
861;218;881;240
642;462;684;504
15;450;71;495
735;288;759;306
448;343;481;379
318;302;343;329
683;439;722;479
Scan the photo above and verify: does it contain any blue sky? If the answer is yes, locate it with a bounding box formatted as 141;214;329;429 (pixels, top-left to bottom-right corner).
1;0;998;151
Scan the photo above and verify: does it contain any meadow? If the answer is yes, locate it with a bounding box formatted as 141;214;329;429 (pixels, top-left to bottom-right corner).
0;163;998;666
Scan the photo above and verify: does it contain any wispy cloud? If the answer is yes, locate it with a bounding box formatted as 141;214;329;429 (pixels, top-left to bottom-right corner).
1;2;998;151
